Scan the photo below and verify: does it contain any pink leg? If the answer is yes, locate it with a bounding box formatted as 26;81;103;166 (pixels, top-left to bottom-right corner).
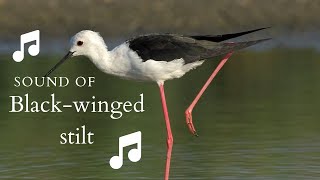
158;83;173;180
186;52;233;136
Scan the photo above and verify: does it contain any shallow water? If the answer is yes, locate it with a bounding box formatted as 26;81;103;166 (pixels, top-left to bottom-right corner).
0;49;320;179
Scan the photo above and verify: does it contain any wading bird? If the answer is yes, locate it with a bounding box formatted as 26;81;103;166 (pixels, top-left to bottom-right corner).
44;27;270;180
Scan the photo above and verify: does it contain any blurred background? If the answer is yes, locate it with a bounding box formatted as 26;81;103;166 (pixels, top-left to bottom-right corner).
1;0;320;179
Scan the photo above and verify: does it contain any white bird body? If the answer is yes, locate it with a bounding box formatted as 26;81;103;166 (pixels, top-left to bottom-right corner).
94;43;204;82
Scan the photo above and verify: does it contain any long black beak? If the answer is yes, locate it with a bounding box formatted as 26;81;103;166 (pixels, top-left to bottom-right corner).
44;51;74;77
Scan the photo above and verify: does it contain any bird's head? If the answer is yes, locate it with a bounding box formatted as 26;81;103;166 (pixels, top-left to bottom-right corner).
70;30;107;57
44;30;107;77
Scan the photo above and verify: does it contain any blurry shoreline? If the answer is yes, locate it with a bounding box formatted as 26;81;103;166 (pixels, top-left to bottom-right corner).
0;0;319;39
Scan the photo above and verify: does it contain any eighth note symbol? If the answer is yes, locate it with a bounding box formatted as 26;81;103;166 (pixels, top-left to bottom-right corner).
109;131;142;169
12;30;40;62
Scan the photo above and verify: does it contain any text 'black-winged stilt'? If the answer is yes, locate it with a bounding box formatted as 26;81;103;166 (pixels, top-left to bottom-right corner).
44;27;270;180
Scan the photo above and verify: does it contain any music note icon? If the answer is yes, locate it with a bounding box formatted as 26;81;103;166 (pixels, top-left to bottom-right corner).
109;131;142;169
12;30;40;62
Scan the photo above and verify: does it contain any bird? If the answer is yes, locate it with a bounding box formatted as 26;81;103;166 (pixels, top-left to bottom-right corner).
44;27;270;180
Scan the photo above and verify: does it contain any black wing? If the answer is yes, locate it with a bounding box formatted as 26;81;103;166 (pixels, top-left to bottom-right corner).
191;27;270;42
128;28;269;63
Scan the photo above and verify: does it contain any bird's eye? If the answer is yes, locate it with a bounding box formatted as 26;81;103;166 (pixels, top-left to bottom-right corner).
77;41;83;46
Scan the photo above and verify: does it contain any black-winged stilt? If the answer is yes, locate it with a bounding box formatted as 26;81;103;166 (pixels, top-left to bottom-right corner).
44;27;270;180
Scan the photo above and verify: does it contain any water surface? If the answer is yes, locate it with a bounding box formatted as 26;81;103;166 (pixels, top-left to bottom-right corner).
0;49;320;179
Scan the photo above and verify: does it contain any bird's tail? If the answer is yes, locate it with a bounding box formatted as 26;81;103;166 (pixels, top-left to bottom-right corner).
208;38;271;57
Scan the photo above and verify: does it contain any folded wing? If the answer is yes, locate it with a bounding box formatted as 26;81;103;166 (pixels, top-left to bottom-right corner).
128;28;270;63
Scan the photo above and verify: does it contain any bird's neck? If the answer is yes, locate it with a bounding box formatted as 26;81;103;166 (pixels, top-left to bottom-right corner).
87;45;113;72
88;45;128;77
